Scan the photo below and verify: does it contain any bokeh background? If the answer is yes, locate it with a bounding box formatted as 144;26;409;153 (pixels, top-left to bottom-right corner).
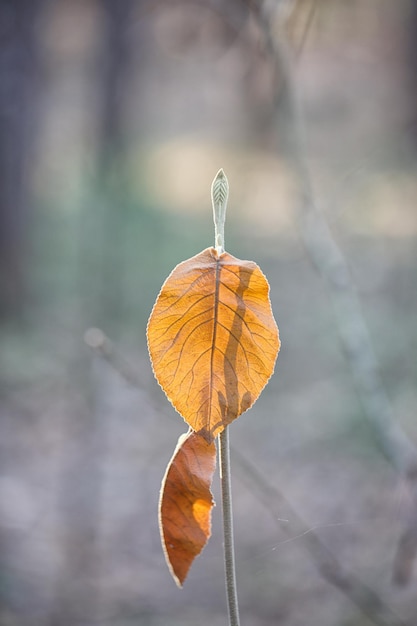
1;1;417;625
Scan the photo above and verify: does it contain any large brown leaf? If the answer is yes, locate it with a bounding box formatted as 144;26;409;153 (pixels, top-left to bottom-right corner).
159;430;216;587
147;247;280;441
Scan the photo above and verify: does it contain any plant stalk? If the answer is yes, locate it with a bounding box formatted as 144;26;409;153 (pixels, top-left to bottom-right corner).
219;426;241;626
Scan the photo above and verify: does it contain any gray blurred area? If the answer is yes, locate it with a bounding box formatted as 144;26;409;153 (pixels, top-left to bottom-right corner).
1;1;417;625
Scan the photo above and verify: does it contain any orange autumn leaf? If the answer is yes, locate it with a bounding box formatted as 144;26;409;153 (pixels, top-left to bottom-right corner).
159;430;216;587
147;246;280;442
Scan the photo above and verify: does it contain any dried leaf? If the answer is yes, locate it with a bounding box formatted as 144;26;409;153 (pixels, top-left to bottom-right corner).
159;430;216;587
147;247;280;441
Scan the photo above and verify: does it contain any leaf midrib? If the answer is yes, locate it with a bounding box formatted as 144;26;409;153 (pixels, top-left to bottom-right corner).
208;257;221;434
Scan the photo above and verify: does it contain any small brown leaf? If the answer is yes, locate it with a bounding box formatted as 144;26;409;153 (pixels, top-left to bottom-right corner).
159;430;216;587
147;247;280;441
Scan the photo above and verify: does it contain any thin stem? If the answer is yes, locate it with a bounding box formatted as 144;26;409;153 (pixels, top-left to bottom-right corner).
212;169;239;624
219;426;241;626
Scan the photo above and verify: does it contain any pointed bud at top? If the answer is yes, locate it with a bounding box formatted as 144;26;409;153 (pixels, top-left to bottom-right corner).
211;168;229;254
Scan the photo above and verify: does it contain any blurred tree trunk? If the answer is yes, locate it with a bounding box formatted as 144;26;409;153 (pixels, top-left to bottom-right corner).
50;2;136;625
94;0;135;331
98;0;133;163
77;0;136;335
408;0;417;145
0;0;42;317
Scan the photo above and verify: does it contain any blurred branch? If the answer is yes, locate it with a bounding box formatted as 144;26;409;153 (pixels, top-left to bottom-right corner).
392;480;417;585
84;328;142;388
85;328;408;626
295;0;316;57
286;0;318;59
233;448;409;626
248;0;417;587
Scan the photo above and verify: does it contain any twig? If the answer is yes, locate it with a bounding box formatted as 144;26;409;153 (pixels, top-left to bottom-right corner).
219;428;241;626
249;0;417;585
86;329;409;626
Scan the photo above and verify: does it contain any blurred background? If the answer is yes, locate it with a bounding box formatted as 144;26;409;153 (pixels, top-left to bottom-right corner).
1;1;417;624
